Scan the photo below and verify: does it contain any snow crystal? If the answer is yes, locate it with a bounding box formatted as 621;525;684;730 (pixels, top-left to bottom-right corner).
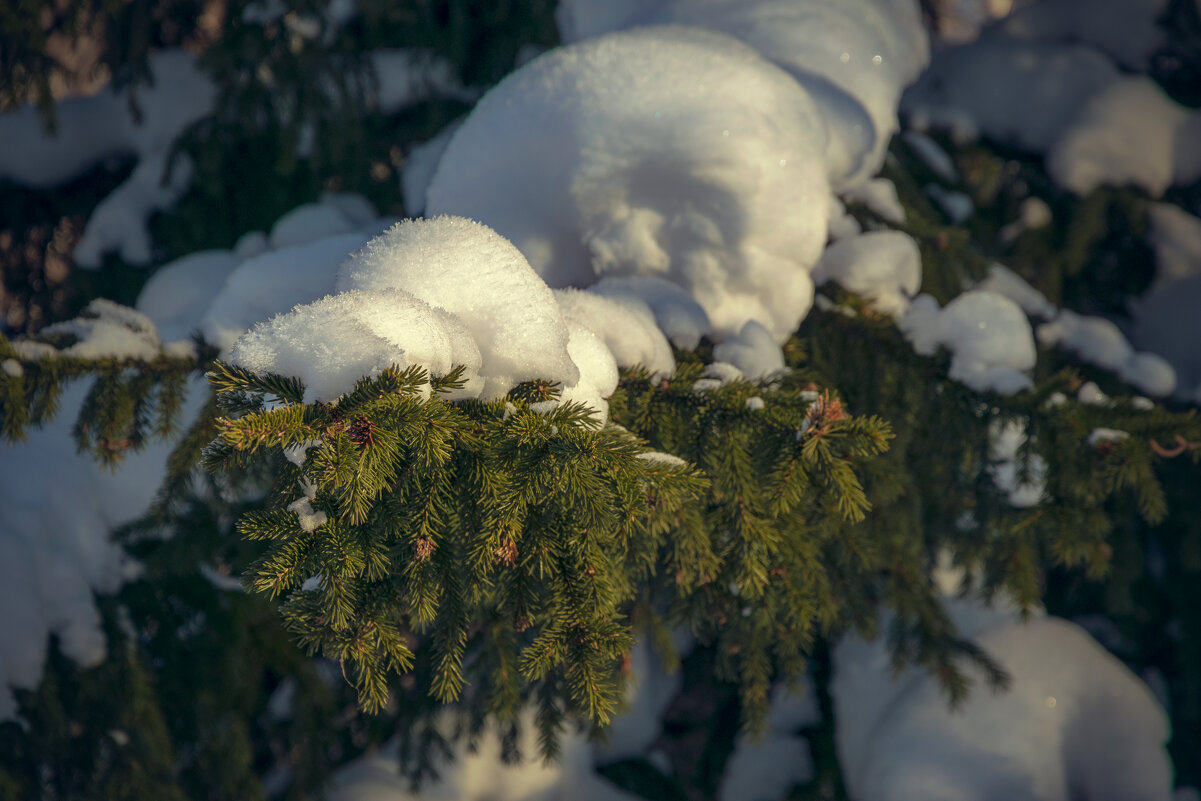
336;217;578;399
555;289;675;378
425;26;832;342
1037;309;1176;396
712;320;785;380
833;602;1173;801
976;263;1056;319
201;233;369;351
899;291;1036;394
589;275;712;350
813;230;922;318
229;288;481;404
989;419;1047;508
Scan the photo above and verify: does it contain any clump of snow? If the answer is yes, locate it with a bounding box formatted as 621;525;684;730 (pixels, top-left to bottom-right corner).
200;233;370;351
557;0;929;190
1047;76;1199;197
336;217;579;398
712;320;785;380
555;289;676;378
229;288;482;404
925;184;974;224
996;0;1169;70
844;178;906;223
899;291;1036;394
425;26;832;343
827;196;864;241
558;322;620;419
328;709;640;801
40;299;163;361
1000;196;1056;245
832;598;1173;801
903;37;1120;153
1088;428;1130;447
74;150;195;267
1077;381;1109;406
989;419;1047;508
1147;203;1201;288
136;250;242;343
288;478;329;533
901;130;958;182
589;276;712;350
1130;274;1201;400
813;230;922;318
976;263;1056;319
0;379;206;721
1037;310;1176;397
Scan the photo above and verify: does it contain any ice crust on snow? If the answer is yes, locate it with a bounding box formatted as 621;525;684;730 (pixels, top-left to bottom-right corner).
899;291;1036;394
832;598;1173;801
813;230;922;318
425;26;833;344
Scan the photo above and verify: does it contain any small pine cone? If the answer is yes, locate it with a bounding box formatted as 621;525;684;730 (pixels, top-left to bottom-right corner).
414;536;435;562
348;415;376;448
495;538;519;566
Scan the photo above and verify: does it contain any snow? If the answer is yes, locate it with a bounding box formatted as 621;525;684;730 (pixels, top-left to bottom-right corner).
813;231;922;318
989;419;1047;508
976;263;1056;319
844;178;906;223
594;639;681;762
557;0;929;190
558;322;620;419
1047;76;1196;197
269;202;358;250
287;479;329;533
899;291;1036;394
903;37;1120;154
901;131;957;182
229;288;483;404
200;233;370;351
40;299;163;361
589;276;712;351
0;377;206;721
74;150;195;267
336;217;579;399
1088;428;1130;447
425;26;832;343
996;0;1170;70
1147;204;1201;288
1131;274;1201;399
135;250;242;342
712;320;786;380
1037;310;1176;397
833;599;1173;801
328;710;640;801
555;289;676;378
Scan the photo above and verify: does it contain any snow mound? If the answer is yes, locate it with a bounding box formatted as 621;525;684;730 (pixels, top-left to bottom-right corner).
899;291;1036;394
712;320;785;380
1147;203;1201;288
336;217;578;397
833;601;1173;801
589;276;712;351
996;0;1170;70
813;231;922;318
1131;274;1201;399
136;250;242;343
425;26;832;343
976;264;1056;320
